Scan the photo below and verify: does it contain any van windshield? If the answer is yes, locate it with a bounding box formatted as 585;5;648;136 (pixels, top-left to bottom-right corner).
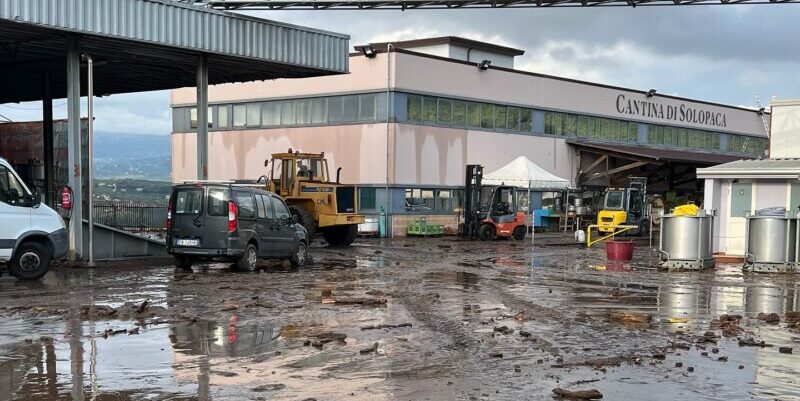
174;189;203;215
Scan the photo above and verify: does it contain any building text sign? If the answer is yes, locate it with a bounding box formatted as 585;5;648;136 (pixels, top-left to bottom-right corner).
615;94;727;128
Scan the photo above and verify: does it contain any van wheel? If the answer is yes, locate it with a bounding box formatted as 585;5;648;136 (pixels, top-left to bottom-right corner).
173;256;194;270
9;242;51;281
322;225;358;247
477;224;495;241
290;242;308;267
512;226;527;240
237;243;258;271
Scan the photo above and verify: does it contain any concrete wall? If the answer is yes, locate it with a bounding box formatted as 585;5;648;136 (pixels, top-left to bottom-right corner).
769;99;800;158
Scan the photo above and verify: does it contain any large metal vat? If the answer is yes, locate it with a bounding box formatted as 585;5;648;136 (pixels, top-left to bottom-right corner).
659;211;715;270
744;209;799;273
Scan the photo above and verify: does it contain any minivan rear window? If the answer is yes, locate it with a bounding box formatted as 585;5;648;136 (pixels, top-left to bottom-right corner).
174;189;203;214
208;188;229;216
235;190;255;218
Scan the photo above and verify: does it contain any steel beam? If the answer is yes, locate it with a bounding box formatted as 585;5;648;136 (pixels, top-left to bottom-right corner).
201;0;799;9
196;54;209;180
42;72;53;205
589;161;647;180
66;36;83;262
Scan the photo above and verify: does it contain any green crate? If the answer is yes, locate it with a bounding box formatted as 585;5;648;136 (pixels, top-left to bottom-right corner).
407;217;443;236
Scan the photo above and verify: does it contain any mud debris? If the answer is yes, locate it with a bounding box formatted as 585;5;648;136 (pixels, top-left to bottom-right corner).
79;304;117;318
552;387;603;399
359;342;379;354
361;323;412;330
738;337;772;347
710;314;744;337
608;311;652;325
252;383;287;392
757;312;780;324
778;347;793;354
493;326;514;335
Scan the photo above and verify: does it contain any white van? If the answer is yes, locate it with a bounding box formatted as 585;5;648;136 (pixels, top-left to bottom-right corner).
0;157;67;280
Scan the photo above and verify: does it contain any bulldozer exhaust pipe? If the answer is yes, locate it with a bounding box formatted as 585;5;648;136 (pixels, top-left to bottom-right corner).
336;167;342;184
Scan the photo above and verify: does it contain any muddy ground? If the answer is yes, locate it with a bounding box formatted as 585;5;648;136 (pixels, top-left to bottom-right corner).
1;235;799;400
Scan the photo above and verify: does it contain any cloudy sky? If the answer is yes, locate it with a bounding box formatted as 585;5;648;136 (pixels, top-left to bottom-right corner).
1;5;798;136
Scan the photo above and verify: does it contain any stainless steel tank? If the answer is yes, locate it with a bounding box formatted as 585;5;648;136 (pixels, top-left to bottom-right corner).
745;210;799;272
659;211;715;270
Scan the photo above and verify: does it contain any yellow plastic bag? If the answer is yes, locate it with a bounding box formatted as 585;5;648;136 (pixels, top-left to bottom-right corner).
673;204;699;216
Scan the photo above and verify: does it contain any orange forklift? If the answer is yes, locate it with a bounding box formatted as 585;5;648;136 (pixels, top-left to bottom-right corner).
459;164;527;241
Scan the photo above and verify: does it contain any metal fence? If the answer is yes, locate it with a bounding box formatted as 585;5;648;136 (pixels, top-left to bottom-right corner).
93;201;167;232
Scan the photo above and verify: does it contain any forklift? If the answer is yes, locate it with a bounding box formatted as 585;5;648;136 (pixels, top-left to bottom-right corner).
459;164;527;241
596;176;648;236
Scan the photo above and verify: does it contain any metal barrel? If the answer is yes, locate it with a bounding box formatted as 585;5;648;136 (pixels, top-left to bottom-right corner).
746;214;798;265
660;213;714;264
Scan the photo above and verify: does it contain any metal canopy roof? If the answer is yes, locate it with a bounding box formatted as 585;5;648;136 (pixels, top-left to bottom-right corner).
697;158;800;179
198;0;795;10
0;0;349;103
567;140;750;165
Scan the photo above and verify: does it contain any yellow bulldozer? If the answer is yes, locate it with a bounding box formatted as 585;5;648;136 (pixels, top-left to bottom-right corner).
261;150;364;247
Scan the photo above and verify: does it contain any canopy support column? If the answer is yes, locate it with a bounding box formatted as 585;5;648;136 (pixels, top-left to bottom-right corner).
196;54;209;180
66;36;83;262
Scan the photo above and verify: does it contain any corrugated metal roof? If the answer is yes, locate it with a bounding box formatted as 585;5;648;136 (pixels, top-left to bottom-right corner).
697;158;800;179
567;140;748;165
0;0;349;102
0;0;348;71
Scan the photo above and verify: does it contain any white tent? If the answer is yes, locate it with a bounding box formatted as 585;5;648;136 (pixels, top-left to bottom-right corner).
483;156;570;189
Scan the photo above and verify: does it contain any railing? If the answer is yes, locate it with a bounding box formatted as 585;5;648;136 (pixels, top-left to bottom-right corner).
92;201;167;233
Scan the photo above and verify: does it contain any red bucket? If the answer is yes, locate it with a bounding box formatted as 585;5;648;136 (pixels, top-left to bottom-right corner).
606;240;634;261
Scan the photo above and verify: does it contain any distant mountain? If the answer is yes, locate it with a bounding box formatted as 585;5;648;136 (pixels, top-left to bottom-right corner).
93;133;171;180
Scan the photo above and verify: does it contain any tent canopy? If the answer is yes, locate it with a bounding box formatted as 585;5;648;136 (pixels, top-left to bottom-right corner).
483;156;570;189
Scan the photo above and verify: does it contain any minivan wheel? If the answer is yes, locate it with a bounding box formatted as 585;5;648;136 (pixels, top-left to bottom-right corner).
290;241;308;267
9;242;51;281
173;255;194;270
237;243;258;271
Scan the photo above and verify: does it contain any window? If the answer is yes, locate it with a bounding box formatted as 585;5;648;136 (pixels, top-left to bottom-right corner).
281;100;296;125
494;106;507;130
328;96;344;122
311;98;327;124
233;104;247;127
730;182;752;217
207;188;229;216
217;105;229;129
246;103;261;126
359;187;377;211
296;99;312;125
565;114;577;136
577;116;590;137
467;102;481;128
520;109;532;133
604;190;624;210
437;98;452;125
407;95;422;122
262;101;281;126
342;95;358;121
272;196;291;219
453;101;466;126
235;190;255;218
405;188;434;211
173;189;202;214
480;103;494;129
190;107;213;129
0;166;26;205
791;182;800;212
359;94;376;121
260;194;274;218
422;96;437;123
627;122;638;142
506;107;520;131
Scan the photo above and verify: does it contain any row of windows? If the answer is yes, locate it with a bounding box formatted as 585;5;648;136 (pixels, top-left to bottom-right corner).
181;93;385;131
174;91;766;157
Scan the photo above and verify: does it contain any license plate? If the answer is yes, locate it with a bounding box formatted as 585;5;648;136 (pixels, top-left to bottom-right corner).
176;239;199;247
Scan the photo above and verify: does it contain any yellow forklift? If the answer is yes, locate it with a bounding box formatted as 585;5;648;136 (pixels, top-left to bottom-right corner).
262;150;364;247
596;177;648;236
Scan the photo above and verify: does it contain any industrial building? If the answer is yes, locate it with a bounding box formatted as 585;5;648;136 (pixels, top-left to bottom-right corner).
171;36;769;236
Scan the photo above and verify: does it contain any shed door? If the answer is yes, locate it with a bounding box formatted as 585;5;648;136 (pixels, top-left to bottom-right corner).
726;181;752;256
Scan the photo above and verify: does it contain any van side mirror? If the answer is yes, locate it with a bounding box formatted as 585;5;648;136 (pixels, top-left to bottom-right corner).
24;188;41;207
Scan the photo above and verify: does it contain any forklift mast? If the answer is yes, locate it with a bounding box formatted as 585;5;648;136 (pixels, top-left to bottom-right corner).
462;164;484;239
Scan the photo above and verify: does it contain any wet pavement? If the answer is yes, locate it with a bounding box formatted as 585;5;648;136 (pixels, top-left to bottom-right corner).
1;236;800;400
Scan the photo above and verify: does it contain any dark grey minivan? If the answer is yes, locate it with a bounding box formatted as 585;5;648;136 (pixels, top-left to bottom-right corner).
166;183;308;270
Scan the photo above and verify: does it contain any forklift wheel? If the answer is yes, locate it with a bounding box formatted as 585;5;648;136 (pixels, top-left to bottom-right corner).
512;226;526;240
477;224;495;241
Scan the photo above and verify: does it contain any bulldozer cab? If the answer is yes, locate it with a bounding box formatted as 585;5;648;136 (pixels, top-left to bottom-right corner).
266;151;330;197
